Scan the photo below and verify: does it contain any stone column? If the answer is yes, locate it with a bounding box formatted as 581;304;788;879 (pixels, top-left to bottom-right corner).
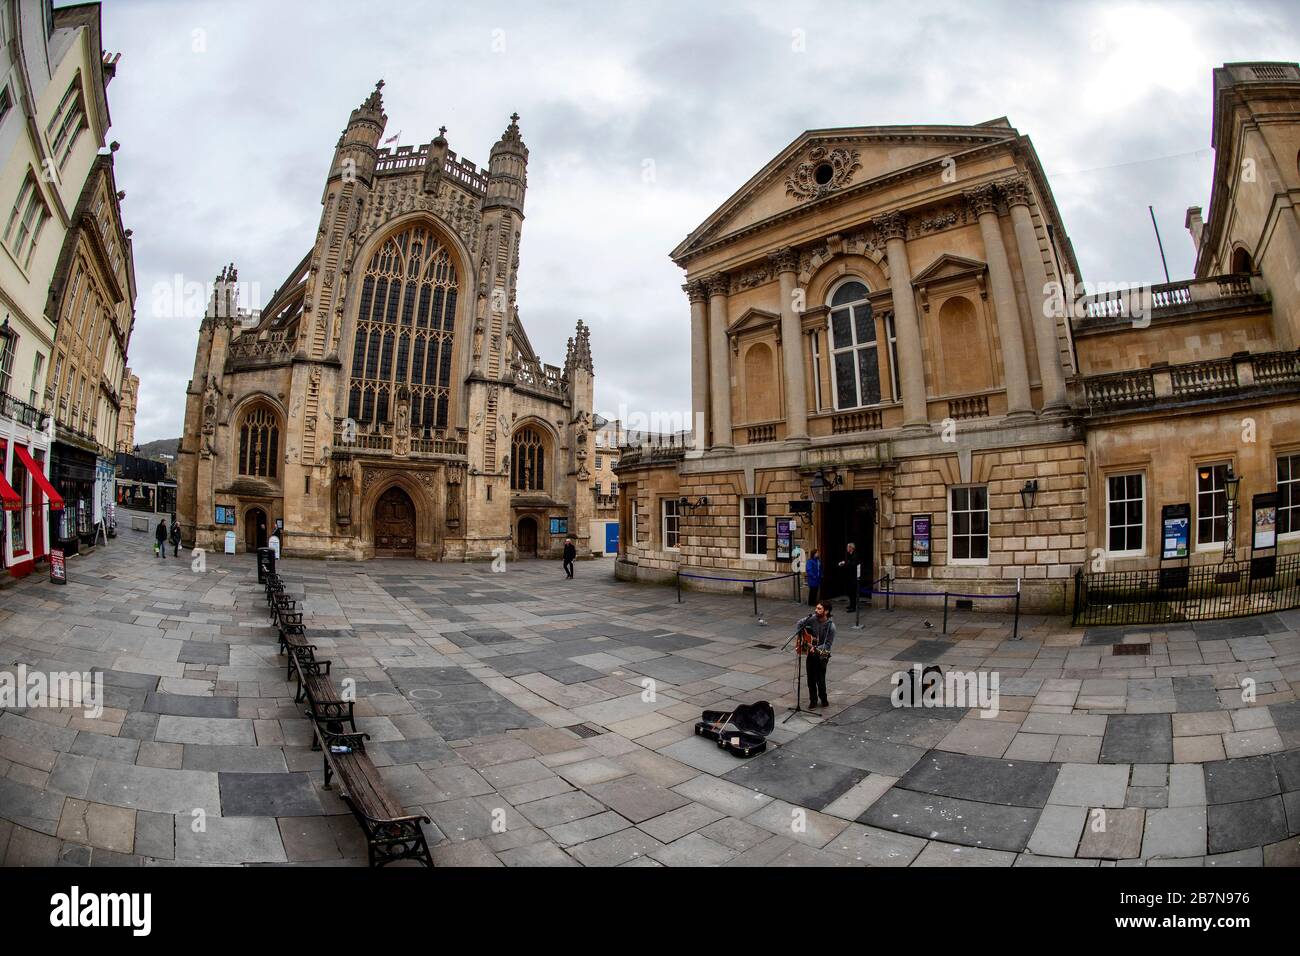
769;247;808;444
965;184;1033;419
875;211;929;432
705;273;733;451
1001;176;1068;412
685;281;711;450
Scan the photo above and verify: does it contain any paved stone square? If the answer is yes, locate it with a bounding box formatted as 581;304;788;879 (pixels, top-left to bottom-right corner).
1;540;1298;866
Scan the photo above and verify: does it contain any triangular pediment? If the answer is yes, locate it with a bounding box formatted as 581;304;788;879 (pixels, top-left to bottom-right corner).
672;123;1017;264
727;307;781;336
911;253;987;285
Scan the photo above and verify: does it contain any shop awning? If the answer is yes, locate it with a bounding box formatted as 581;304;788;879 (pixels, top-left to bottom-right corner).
14;445;64;510
0;470;19;511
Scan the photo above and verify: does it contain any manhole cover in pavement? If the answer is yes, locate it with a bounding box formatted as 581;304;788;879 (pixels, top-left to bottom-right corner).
1113;643;1151;656
566;723;605;738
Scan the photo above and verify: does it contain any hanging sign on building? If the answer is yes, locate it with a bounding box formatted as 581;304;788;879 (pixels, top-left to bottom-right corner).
1161;503;1191;560
911;514;932;566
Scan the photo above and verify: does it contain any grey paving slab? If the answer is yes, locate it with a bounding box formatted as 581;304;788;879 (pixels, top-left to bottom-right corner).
84;761;221;815
1206;796;1290;854
174;815;287;864
897;751;1060;808
218;772;322;816
1047;764;1130;808
1143;806;1207;859
1204;756;1280;804
1100;714;1173;764
723;748;867;812
585;775;691;823
861;788;1040;852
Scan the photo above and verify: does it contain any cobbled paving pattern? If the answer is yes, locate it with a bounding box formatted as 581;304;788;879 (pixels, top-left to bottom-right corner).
1;535;1298;867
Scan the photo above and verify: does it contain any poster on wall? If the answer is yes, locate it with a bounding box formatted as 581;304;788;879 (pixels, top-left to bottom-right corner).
549;517;568;535
1160;503;1191;560
911;514;932;566
1252;493;1278;551
776;518;794;561
215;505;236;526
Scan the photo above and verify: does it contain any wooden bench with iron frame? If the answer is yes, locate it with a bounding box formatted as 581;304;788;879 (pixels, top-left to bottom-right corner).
314;724;433;868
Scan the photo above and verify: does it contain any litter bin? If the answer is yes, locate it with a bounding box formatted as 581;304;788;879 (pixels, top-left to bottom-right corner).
256;546;276;584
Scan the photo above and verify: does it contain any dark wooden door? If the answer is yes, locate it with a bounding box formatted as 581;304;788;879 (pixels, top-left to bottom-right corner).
822;490;875;601
374;487;416;557
517;516;538;556
245;508;267;551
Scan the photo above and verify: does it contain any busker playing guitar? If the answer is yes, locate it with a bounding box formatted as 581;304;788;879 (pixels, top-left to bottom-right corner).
795;601;835;708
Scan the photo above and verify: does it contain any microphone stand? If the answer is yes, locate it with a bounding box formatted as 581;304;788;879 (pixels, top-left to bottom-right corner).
780;627;808;724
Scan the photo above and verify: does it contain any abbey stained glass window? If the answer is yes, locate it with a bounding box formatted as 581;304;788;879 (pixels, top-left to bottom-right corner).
348;224;458;433
238;406;280;479
511;427;545;491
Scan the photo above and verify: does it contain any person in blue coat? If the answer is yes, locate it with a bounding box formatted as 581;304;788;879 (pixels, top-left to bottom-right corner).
805;550;822;607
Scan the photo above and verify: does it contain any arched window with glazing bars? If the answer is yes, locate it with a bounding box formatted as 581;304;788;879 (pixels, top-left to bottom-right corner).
238;405;280;479
347;224;458;434
511;426;546;491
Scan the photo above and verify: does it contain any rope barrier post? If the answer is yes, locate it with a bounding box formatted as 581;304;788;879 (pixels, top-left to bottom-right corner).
753;579;759;616
1013;576;1022;641
793;572;800;604
887;574;893;612
942;592;950;635
676;569;681;604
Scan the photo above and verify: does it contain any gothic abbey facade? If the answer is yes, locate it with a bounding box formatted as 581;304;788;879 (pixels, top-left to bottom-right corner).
177;83;596;560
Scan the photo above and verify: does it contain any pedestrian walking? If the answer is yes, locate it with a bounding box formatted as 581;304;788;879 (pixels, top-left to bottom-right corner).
562;536;576;579
838;542;861;612
154;519;167;560
805;549;822;607
169;515;181;556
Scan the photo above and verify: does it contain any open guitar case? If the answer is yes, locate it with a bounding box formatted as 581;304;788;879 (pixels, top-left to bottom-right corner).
694;700;775;758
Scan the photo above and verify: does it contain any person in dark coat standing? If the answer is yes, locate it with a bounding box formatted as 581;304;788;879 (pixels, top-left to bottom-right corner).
805;550;822;608
562;536;576;579
838;542;861;612
169;515;181;556
154;519;167;560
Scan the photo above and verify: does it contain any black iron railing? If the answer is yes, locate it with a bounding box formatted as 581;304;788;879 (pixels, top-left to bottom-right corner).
1072;552;1300;625
0;390;44;429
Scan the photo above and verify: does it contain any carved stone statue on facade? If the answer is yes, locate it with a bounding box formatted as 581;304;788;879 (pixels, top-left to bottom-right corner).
394;393;411;457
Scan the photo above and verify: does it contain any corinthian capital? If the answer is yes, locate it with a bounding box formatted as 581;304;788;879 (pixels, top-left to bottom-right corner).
963;184;1000;218
703;273;731;298
872;210;908;242
683;280;708;304
767;246;799;274
997;175;1032;209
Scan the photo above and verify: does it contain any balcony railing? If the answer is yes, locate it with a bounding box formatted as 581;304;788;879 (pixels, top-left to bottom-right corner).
947;395;990;420
331;428;467;458
830;409;883;434
1083;369;1155;412
0;390;44;429
226;329;294;369
513;359;567;400
1077;274;1264;324
1083;350;1300;414
746;424;776;443
1170;357;1238;397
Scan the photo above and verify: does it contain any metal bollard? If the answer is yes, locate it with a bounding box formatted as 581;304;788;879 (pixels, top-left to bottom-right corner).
942;592;950;634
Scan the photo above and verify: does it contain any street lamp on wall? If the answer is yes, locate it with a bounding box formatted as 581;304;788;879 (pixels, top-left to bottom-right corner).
678;495;708;513
809;468;844;504
1019;479;1039;511
1223;464;1241;561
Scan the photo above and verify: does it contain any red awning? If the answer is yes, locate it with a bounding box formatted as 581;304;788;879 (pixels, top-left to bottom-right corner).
0;469;19;511
13;445;63;510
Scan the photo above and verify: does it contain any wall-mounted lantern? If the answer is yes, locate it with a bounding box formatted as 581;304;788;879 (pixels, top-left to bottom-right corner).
1020;479;1039;511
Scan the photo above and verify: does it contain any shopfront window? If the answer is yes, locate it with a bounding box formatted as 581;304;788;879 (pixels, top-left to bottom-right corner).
9;447;26;553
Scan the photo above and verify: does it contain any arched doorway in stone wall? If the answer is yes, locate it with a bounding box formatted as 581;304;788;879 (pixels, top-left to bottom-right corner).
374;486;417;557
517;515;538;556
245;508;268;551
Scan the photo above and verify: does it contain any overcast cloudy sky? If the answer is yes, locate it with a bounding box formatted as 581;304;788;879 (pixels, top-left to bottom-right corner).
95;0;1300;443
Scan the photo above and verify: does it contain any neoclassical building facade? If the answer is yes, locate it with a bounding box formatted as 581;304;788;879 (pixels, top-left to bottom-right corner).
177;84;596;560
616;62;1300;611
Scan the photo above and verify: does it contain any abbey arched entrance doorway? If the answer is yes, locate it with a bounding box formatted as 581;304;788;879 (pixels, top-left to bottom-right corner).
517;516;538;556
374;486;416;557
